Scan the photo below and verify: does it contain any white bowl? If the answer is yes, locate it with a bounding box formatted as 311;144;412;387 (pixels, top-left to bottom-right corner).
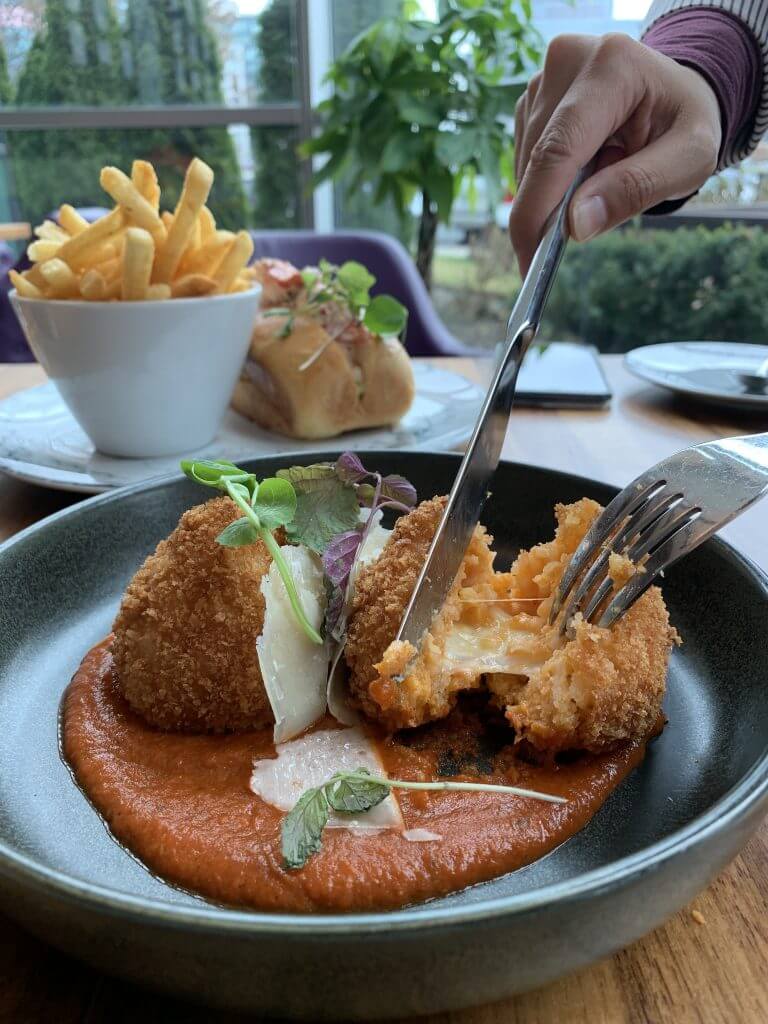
10;287;261;458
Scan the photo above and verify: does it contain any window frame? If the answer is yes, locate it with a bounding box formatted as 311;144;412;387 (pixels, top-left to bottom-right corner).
0;0;316;228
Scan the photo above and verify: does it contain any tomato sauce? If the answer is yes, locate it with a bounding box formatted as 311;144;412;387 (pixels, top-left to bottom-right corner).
61;640;651;913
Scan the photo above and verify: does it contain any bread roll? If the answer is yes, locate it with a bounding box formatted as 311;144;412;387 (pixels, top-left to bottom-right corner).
231;312;415;440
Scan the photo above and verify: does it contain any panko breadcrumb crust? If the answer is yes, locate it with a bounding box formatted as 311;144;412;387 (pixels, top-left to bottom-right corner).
345;497;679;753
112;496;275;733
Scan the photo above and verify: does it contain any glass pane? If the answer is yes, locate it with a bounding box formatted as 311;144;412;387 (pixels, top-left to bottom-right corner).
0;122;305;228
0;0;300;108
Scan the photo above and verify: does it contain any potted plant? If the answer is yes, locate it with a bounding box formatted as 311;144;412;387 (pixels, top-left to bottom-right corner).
302;0;542;289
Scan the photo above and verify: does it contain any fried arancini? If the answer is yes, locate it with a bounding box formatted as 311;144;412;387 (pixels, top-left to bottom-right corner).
112;496;275;733
345;496;498;728
345;497;679;753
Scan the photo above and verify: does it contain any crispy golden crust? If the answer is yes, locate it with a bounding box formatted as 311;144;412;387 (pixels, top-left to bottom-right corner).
112;496;275;733
345;496;497;729
346;497;679;753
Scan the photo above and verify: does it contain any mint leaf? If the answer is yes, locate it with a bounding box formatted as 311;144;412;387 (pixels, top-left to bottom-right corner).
326;769;390;814
278;465;360;554
281;787;330;870
253;477;297;531
363;294;408;337
215;517;260;548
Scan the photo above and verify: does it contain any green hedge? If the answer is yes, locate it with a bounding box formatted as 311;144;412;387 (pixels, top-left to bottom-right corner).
546;224;768;352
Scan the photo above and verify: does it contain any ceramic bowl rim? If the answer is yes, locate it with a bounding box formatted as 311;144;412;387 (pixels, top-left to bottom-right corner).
9;285;261;311
1;452;766;937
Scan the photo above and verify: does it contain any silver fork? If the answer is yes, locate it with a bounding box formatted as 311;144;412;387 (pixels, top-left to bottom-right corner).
549;431;768;632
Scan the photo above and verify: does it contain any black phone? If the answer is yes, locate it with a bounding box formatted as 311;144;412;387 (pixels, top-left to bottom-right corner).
514;342;612;408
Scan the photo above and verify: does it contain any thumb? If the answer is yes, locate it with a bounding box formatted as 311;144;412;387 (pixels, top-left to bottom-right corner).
568;130;711;241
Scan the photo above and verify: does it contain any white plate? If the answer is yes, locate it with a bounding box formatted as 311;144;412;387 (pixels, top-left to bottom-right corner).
624;341;768;411
0;363;484;494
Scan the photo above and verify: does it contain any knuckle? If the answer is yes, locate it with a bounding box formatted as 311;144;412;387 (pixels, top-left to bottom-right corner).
529;114;584;171
544;33;582;68
596;31;633;62
616;163;662;211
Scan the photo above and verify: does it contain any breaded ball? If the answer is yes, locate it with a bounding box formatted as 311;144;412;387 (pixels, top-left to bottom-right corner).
345;496;497;728
346;497;679;753
112;496;275;733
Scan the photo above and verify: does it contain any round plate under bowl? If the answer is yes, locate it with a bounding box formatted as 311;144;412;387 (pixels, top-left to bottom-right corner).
624;341;768;411
0;453;766;1020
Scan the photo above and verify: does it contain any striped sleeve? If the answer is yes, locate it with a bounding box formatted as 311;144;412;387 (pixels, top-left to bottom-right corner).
643;0;768;165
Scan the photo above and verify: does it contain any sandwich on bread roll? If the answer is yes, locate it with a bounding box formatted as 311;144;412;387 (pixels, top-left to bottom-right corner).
231;258;415;440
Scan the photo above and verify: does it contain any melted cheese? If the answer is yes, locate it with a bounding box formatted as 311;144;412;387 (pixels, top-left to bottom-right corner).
249;726;403;831
442;613;555;678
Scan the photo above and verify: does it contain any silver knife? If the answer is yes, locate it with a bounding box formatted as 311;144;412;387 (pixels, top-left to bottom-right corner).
394;167;593;660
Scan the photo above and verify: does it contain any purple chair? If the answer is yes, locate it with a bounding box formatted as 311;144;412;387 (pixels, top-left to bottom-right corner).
250;229;472;356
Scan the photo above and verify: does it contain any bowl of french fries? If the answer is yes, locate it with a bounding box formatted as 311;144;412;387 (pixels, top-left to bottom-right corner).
9;157;261;458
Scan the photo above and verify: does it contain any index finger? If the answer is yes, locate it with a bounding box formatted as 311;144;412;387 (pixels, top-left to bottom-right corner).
509;68;633;273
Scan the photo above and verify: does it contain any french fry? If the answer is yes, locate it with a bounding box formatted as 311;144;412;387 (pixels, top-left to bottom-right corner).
146;283;171;300
27;239;61;262
229;274;253;293
170;274;216;298
212;231;254;293
94;256;121;282
34;220;69;243
152;157;214;283
39;258;80;298
161;211;174;231
131;159;160;211
55;207;125;269
177;229;233;277
79;269;109;301
199;205;216;241
100;167;166;245
9;269;43;298
121;227;155;300
59;204;88;236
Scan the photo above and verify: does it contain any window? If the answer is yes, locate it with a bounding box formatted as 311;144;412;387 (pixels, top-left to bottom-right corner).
0;0;312;228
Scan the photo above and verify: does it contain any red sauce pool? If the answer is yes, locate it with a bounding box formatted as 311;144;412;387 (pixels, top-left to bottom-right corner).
61;640;650;913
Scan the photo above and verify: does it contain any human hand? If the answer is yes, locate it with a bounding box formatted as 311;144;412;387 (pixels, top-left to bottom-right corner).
509;33;722;273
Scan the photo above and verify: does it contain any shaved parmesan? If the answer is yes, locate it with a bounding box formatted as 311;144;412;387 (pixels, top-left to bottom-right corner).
257;545;328;744
327;511;393;727
403;829;442;843
250;726;403;831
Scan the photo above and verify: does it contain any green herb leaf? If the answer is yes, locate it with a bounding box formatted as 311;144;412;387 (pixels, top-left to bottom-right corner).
277;464;360;554
215;517;260;548
253;477;297;531
337;260;375;299
326;769;390;814
363;295;408;337
281;786;330;870
181;459;248;489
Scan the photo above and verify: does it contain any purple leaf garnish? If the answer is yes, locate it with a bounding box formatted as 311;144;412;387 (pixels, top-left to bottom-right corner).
322;529;363;587
334;451;368;484
380;474;417;509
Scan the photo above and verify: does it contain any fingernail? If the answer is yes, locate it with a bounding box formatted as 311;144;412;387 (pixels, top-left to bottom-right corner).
571;195;607;241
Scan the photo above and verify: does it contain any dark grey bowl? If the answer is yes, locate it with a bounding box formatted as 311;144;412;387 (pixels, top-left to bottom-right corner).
1;452;767;1020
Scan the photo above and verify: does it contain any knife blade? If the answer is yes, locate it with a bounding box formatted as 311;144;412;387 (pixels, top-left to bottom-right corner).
393;167;592;661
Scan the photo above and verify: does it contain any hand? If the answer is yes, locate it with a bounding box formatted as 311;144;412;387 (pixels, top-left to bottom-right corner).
509;33;722;274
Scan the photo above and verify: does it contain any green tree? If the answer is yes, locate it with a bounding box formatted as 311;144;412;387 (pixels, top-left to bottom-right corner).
251;0;300;228
0;35;12;105
124;0;247;228
304;0;542;287
8;0;129;223
330;0;410;243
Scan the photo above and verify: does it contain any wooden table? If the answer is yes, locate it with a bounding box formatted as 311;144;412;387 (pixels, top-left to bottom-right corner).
1;358;766;1024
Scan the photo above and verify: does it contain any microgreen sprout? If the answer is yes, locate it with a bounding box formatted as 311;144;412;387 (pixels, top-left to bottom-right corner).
181;459;322;646
265;259;408;354
281;767;567;870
